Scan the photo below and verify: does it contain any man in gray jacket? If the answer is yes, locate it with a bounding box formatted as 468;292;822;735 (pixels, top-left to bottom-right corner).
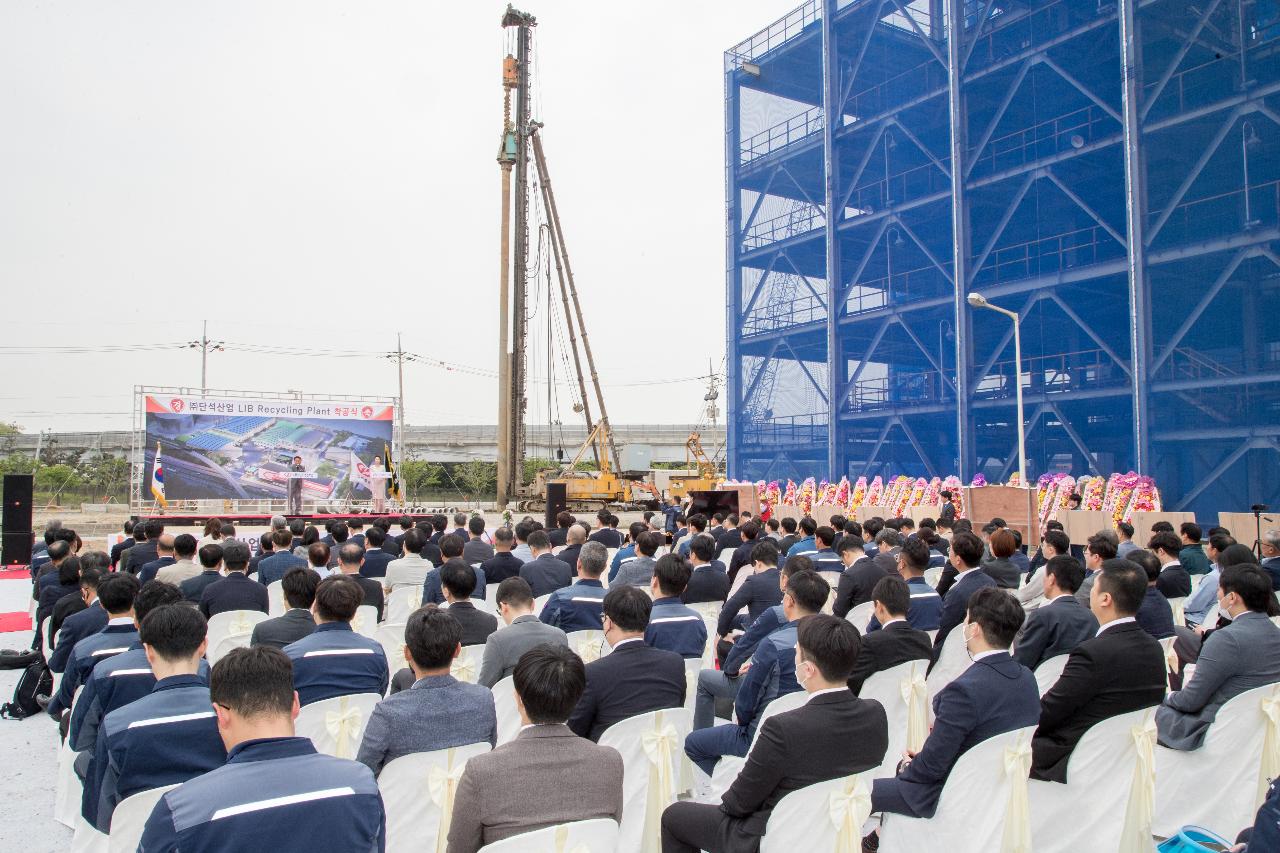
1156;563;1280;750
479;577;568;687
613;531;661;588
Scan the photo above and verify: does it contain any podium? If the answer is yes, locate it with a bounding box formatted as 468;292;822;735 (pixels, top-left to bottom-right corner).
963;486;1038;546
1059;510;1112;546
906;504;942;525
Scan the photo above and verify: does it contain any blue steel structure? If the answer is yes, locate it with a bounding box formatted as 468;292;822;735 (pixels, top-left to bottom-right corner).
725;0;1280;519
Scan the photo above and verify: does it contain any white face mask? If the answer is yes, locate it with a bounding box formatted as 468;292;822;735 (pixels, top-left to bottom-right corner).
962;621;979;659
794;650;810;689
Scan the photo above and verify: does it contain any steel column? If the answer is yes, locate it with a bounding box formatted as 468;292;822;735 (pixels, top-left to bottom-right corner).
823;0;843;479
947;0;974;478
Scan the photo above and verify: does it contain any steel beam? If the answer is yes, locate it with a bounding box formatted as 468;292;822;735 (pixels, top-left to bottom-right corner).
726;64;742;477
947;0;974;479
823;0;843;478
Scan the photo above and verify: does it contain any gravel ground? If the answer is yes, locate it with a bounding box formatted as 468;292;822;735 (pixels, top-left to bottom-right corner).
0;628;73;852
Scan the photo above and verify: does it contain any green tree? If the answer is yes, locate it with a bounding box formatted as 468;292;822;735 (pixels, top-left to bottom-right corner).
35;464;82;496
401;460;444;497
81;455;130;496
0;454;37;475
523;457;557;483
456;459;496;497
0;422;23;437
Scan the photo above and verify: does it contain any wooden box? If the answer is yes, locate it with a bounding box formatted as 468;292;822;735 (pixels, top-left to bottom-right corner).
1130;511;1195;547
855;505;894;523
1217;511;1280;545
1059;510;1113;546
963;486;1038;546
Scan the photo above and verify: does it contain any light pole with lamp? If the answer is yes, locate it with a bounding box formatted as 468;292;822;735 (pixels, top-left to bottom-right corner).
967;292;1026;486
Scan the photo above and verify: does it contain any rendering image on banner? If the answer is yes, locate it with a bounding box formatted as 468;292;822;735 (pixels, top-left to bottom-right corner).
143;393;394;501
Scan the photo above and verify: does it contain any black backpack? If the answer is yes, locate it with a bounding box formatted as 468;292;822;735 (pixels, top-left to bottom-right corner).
1;656;52;720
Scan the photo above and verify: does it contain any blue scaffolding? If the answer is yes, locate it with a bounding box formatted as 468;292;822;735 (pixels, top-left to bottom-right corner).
725;0;1280;520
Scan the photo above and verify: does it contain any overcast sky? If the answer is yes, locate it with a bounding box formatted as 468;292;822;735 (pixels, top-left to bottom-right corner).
0;1;787;435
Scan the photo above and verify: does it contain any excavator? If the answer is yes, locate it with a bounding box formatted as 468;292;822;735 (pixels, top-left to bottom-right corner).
664;432;722;501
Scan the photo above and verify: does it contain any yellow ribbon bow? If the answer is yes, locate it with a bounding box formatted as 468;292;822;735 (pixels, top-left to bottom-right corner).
428;754;468;853
999;736;1033;853
642;714;679;851
229;612;254;637
451;656;477;683
350;611;365;633
324;699;364;760
577;638;603;664
409;590;423;610
552;824;592;853
899;667;928;753
826;776;871;853
1118;715;1156;853
1260;690;1280;808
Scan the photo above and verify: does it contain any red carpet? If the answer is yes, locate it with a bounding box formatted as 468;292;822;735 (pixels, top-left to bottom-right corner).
0;612;31;632
0;569;29;581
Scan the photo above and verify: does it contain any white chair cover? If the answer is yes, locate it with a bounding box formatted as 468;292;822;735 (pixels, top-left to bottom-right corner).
267;580;285;616
1158;636;1179;676
682;658;703;712
1033;654;1070;697
350;605;379;638
205;609;269;665
879;725;1036;853
379;743;491;853
760;774;871;853
108;784;180;853
1028;707;1157;852
476;818;620;853
294;692;381;760
1153;682;1280;839
726;567;755;598
375;622;408;676
70;815;107;853
923;567;943;588
717;548;736;565
1166;596;1186;626
845;601;875;633
704;690;811;801
55;687;85;828
599;708;692;853
859;660;928;781
451;645;484;684
925;629;972;721
565;629;608;663
534;593;552;616
385;586;423;624
39;616;51;662
688;602;722;668
491;675;522;745
819;571;843;614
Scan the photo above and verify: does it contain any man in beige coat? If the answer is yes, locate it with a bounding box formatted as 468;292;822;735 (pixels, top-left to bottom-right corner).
447;645;623;852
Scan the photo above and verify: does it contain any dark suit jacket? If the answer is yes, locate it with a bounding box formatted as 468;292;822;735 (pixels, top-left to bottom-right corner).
121;541;158;575
448;601;498;647
50;590;86;640
889;652;1040;817
198;572;269;617
49;602;107;673
1156;563;1193;598
727;540;756;581
587;528;622;549
519;554;574;597
717;568;782;635
179;570;223;604
716;690;889;846
558;544;583;574
359;549;394;579
385;534;406;558
109;537;134;570
251;609;316;649
716;528;744;554
847;621;933;694
567;640;685;741
982;557;1021;589
833;555;890;618
683;563;730;604
138;556;176;585
547;527;569;547
353;574;385;621
1032;621;1167;782
480;552;524;585
1012;595;1099;670
932;569;998;663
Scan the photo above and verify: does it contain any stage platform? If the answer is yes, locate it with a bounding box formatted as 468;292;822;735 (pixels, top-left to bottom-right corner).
133;512;435;527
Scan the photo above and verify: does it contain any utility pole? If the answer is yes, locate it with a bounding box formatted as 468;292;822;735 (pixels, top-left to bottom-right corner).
496;46;519;507
394;334;406;477
189;321;224;396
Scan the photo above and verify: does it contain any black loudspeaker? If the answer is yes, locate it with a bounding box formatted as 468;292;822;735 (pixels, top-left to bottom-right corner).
545;482;568;530
2;474;34;567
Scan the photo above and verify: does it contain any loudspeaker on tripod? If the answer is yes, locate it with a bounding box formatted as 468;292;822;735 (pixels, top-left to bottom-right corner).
2;474;34;567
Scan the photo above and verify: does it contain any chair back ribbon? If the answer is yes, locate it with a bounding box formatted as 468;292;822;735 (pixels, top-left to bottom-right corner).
428;749;467;853
552;824;591;853
826;775;871;853
900;667;928;753
1118;715;1156;852
324;698;364;760
350;611;365;634
1260;689;1280;808
450;656;477;683
999;735;1033;853
229;612;254;638
576;638;603;664
641;712;679;852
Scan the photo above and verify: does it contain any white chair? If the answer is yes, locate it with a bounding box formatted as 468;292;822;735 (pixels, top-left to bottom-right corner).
1153;682;1280;840
717;547;736;565
534;593;552;616
1158;635;1179;678
54;687;85;827
1202;601;1220;626
859;660;928;781
385;586;423;624
726;567;755;597
1029;708;1157;852
491;675;522;745
925;629;972;720
566;629;608;663
682;657;703;712
294;692;381;760
845;601;875;633
599;708;693;853
451;644;484;684
375;621;408;676
267;580;285;616
476;818;619;853
70;816;106;853
818;571;842;614
705;690;811;800
759;774;871;853
879;726;1037;853
350;604;379;638
923;567;943;587
379;742;491;853
205;610;269;665
688;601;722;667
108;783;180;853
38;616;51;662
1034;654;1070;697
1167;595;1187;626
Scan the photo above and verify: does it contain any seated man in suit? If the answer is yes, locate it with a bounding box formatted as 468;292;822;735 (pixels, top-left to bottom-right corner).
1149;531;1193;599
557;524;587;575
568;585;686;741
284;575;388;706
865;537;943;632
448;646;623;851
613;530;662;588
423;538;486;604
1016;529;1071;610
256;529;308;586
646;554;709;660
1032;558;1166;781
137;534;176;585
251;568;319;650
198;541;268;618
334;543;385;621
479;526;524;586
871;587;1040;819
717;540;783;638
540;541;609;631
726;520;762;580
439;561;497;646
49;567;108;675
683;534;730;604
847;576;933;694
1157;563;1280;749
140;646;385;852
547;511;574;548
663;614;889;853
1128;550;1177;639
357;526;395;579
157;533;202;587
383;528;437;592
520;530;574;596
684;571;830;776
479;578;568;687
832;534;887;619
356;606;496;775
89;604;226;832
48;573;141;720
931;531;998;664
178;544;224;605
1012;555;1098;670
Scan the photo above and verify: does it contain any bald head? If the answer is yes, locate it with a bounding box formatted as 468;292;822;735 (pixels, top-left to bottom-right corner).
156;533;176;555
567;524;587;545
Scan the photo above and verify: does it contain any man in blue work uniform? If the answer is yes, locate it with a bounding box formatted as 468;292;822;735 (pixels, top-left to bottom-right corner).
138;645;386;852
645;556;708;660
48;573;141;721
540;541;609;632
284;574;388;705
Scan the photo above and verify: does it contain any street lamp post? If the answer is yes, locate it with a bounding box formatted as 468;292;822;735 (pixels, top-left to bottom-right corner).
968;293;1026;486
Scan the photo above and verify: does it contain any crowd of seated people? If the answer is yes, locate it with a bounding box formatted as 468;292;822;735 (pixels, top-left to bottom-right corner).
21;508;1280;852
